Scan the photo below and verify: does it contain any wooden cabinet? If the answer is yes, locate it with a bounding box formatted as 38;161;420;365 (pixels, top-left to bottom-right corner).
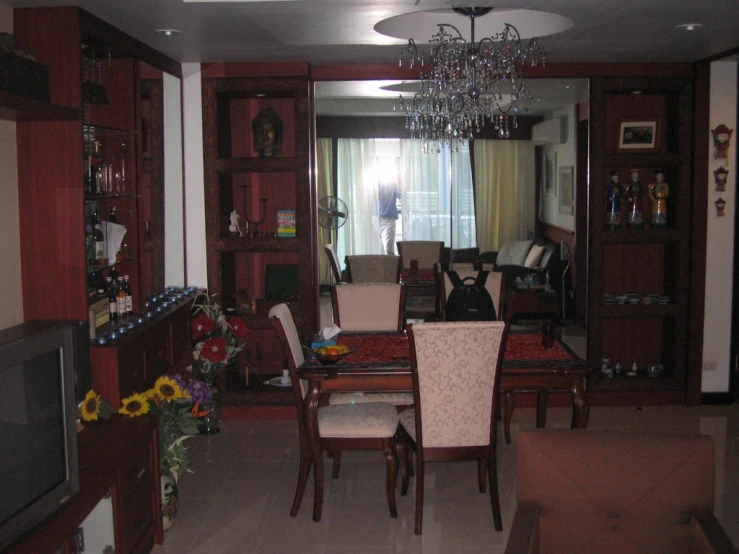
8;416;162;554
201;66;317;350
587;76;694;402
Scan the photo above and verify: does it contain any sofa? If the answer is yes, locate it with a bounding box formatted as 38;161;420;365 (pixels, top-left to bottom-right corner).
479;239;564;291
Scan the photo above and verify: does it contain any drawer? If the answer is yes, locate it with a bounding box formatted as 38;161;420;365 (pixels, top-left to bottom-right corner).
119;441;154;502
120;476;156;554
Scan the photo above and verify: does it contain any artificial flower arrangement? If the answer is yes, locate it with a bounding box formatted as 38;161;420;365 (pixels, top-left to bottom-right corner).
187;291;250;383
79;374;212;482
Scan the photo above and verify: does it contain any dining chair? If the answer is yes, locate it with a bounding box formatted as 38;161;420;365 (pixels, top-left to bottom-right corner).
331;282;406;331
346;254;401;283
324;243;344;283
268;303;400;521
440;269;505;321
396;240;444;269
398;320;508;534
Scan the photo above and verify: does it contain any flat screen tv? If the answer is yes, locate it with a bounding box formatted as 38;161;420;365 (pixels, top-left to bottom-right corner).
0;320;89;552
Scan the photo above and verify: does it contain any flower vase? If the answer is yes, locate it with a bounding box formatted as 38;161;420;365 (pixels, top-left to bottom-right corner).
160;472;178;531
199;380;222;435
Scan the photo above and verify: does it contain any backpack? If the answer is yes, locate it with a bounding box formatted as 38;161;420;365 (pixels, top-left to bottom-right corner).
445;271;496;321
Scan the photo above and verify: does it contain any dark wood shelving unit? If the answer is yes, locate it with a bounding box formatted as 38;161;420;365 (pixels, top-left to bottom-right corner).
0;90;79;121
587;76;695;403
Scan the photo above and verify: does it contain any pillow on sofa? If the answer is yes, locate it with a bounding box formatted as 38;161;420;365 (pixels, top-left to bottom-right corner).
539;243;558;268
524;244;545;268
496;240;533;266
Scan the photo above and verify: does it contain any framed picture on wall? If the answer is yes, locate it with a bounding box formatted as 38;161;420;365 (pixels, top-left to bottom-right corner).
617;118;661;152
558;166;574;215
545;151;557;195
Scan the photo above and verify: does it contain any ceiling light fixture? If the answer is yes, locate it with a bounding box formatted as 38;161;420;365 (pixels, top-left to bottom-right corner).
155;29;181;37
676;23;704;32
375;8;567;151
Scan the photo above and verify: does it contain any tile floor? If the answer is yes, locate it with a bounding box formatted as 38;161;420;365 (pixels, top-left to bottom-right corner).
152;403;739;553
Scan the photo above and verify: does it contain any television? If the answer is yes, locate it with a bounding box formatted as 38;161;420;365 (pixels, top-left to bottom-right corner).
0;320;90;552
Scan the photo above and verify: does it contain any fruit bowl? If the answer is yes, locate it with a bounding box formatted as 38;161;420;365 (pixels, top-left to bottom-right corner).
303;345;357;365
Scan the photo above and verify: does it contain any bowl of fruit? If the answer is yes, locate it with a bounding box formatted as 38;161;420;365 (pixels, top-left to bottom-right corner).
304;344;356;365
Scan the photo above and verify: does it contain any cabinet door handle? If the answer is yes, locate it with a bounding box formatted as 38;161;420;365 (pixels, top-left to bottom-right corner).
136;467;146;480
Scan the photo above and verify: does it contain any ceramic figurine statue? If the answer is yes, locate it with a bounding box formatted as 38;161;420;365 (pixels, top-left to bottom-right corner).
625;168;644;229
228;210;242;237
605;170;622;230
648;169;669;228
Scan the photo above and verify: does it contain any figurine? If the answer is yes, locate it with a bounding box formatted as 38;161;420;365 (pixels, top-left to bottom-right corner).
605;170;622;230
625;168;644;229
648;169;669;228
251;107;282;158
228;210;242;237
711;124;733;166
714;167;729;192
715;197;727;217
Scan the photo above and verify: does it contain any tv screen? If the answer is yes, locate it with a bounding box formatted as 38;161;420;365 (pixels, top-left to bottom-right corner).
0;321;82;551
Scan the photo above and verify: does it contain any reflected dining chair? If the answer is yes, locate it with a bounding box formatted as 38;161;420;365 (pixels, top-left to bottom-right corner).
440;269;506;321
398;321;508;534
331;282;406;332
397;240;444;270
324;243;344;283
268;303;400;521
346;254;401;283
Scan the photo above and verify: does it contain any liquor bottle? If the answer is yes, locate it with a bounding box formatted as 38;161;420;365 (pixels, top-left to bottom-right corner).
109;206;117;223
85;220;95;264
109;265;118;283
116;277;127;318
107;276;118;322
123;275;133;314
91;209;106;261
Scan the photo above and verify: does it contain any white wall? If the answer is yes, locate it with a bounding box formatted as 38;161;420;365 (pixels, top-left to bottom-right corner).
702;59;738;393
538;105;576;231
164;72;185;286
0;2;23;330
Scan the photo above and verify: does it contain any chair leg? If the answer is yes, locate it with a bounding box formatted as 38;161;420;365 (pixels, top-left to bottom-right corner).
489;447;503;531
290;455;312;517
478;456;487;493
383;437;398;518
397;430;411;497
332;450;342;479
414;455;424;534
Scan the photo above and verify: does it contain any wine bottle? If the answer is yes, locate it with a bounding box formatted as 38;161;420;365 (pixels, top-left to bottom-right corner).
92;209;106;261
107;277;118;322
109;206;117;223
123;275;133;314
109;265;118;283
117;277;127;318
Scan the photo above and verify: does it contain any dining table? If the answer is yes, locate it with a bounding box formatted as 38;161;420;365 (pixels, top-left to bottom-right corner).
297;328;591;519
399;268;440;320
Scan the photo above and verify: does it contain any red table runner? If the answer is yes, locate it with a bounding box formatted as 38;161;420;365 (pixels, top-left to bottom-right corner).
334;331;574;365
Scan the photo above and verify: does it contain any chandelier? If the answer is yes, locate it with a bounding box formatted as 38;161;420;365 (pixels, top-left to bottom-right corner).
383;7;547;151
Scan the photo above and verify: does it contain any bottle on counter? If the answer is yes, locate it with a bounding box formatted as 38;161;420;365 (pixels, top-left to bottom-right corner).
109;265;118;283
107;276;118;322
116;277;127;318
91;209;106;262
123;275;133;315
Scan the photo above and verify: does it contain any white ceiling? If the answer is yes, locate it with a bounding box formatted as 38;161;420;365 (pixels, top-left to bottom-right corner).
8;0;739;66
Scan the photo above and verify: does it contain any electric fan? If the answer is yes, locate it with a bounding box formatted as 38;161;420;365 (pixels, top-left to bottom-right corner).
317;196;348;230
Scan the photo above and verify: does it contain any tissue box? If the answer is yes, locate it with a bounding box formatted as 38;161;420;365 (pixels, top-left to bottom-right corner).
310;339;337;350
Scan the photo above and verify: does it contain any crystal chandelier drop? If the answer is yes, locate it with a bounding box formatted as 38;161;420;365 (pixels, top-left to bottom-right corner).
394;7;546;152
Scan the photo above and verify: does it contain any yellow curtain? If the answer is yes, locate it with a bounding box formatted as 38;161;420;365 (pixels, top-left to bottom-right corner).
473;140;536;253
316;138;334;285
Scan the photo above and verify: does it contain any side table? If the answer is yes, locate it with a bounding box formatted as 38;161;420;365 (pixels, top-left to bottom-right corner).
505;288;560;323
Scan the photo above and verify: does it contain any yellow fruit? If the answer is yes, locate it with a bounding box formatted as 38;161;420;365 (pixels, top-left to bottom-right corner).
335;345;349;354
316;347;329;355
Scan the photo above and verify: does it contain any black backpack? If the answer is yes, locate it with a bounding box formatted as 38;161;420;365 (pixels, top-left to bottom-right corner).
445;271;496;321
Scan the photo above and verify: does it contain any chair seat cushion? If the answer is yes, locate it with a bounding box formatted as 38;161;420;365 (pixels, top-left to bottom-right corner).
329;392;414;406
399;409;416;441
318;402;399;438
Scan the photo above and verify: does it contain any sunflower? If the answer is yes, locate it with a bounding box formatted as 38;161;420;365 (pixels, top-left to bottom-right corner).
80;389;102;421
153;376;188;402
119;393;151;417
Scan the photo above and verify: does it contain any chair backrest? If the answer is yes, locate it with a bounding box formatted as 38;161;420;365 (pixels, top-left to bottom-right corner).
397;241;443;269
324;244;342;283
440;270;505;321
516;429;716;554
331;283;406;331
268;303;308;409
346;255;401;283
407;321;507;449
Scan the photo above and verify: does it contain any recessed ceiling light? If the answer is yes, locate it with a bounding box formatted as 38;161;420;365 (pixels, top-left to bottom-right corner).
155;29;181;36
254;93;267;97
676;23;704;32
632;90;643;95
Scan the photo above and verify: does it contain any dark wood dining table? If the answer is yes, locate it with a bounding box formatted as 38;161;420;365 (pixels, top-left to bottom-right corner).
297;329;591;519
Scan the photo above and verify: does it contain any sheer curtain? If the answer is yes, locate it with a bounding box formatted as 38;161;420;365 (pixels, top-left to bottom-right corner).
473;140;535;253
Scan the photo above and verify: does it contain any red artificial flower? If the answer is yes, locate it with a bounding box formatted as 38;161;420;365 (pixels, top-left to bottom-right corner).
226;316;250;339
192;313;216;340
201;337;228;364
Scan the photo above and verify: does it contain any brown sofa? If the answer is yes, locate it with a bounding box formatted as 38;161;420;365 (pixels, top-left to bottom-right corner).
505;429;738;554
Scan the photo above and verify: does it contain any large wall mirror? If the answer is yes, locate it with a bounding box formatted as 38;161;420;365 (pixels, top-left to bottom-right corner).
314;77;589;333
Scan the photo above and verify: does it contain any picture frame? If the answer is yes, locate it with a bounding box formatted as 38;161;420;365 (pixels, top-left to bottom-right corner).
558;166;574;215
545;151;557;195
617;118;661;152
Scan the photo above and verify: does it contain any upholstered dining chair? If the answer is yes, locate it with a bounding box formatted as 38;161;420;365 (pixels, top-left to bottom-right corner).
440;269;506;321
505;429;738;554
398;320;508;534
331;282;406;332
324;243;344;283
346;254;401;283
397;240;444;270
268;303;400;522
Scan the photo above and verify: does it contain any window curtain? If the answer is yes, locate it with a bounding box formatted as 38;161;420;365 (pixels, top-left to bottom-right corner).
473;140;535;253
316;138;333;284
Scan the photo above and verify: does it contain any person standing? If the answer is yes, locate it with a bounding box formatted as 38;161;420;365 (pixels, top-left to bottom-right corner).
377;178;400;255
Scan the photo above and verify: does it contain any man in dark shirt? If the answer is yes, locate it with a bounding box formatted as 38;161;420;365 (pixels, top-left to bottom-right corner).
377;179;400;255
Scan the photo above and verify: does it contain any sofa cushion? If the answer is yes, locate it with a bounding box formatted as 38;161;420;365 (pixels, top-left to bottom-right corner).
524;244;545;268
539;243;558;268
496;240;533;266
